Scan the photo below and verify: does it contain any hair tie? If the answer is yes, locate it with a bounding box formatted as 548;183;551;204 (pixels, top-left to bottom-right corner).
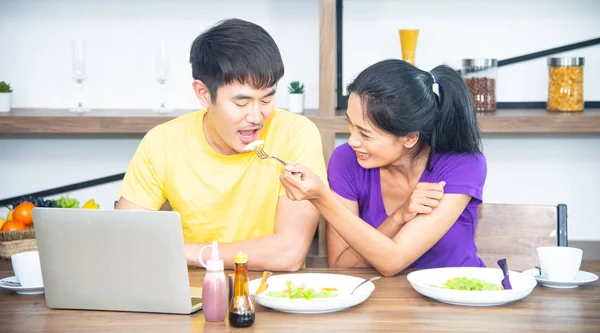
430;72;440;99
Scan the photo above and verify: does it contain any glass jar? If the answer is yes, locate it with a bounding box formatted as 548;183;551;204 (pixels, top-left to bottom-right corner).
547;57;584;112
462;59;498;112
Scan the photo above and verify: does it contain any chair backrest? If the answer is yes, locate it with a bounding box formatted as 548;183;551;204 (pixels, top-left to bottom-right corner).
474;203;567;272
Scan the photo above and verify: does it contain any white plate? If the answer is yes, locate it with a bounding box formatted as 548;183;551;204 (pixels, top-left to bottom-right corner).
522;269;598;289
0;276;44;295
249;273;375;314
407;267;537;307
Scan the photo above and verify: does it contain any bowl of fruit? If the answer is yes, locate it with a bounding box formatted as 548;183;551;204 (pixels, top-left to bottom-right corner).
0;195;99;259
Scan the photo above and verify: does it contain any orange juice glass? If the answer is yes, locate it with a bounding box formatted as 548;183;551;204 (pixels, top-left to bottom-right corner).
399;29;419;65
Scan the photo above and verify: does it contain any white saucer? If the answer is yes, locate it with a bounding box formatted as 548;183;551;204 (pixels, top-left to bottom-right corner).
0;276;44;295
522;269;598;289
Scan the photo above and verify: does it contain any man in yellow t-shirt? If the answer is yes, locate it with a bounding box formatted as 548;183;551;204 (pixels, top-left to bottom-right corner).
116;19;327;272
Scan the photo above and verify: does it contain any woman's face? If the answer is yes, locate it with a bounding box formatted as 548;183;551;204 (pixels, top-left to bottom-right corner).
345;93;418;169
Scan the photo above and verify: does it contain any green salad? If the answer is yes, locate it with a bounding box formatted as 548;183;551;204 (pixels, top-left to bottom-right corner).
435;277;502;291
266;280;338;300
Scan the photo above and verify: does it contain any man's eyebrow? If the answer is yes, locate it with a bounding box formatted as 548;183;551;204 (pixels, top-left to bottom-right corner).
232;88;276;100
232;94;252;100
262;89;276;98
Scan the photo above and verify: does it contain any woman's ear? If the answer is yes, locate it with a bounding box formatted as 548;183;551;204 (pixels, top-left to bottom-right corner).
192;80;212;109
400;132;420;149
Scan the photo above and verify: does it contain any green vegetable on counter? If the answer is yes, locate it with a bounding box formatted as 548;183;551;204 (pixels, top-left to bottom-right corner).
56;196;80;208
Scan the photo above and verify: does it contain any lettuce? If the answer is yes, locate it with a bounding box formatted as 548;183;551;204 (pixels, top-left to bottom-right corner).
440;277;502;291
265;280;338;300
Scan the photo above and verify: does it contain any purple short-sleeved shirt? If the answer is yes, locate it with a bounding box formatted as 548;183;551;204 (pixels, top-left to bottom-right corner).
328;143;487;269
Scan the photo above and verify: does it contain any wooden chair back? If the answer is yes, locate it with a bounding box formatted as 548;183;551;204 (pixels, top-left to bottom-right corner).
475;203;567;271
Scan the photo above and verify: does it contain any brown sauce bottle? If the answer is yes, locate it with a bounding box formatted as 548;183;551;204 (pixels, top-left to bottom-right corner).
228;252;255;328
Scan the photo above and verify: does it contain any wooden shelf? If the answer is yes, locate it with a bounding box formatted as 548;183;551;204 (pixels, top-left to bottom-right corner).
473;109;600;134
330;108;600;134
1;108;600;134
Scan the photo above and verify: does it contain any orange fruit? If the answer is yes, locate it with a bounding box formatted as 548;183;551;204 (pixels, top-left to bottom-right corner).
13;202;35;226
1;220;27;232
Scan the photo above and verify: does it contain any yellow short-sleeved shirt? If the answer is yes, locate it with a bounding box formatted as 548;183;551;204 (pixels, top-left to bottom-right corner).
119;109;327;243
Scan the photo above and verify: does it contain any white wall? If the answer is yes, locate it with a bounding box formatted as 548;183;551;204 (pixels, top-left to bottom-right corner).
1;0;599;240
342;0;600;101
0;0;320;110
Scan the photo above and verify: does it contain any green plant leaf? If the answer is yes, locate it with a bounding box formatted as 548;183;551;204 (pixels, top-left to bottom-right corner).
0;81;12;93
288;81;304;94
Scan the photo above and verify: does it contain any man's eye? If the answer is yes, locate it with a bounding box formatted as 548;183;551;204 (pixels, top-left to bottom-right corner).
261;99;272;105
235;103;249;107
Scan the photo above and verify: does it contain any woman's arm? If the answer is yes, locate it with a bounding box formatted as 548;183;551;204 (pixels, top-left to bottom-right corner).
315;189;471;276
327;194;407;268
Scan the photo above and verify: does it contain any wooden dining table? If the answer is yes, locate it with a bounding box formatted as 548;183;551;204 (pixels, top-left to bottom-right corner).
0;260;598;332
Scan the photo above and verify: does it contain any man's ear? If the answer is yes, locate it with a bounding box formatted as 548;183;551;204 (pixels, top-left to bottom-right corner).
192;80;212;109
400;132;420;149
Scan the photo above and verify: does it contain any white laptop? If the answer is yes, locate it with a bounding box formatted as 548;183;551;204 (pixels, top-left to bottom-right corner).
32;208;202;314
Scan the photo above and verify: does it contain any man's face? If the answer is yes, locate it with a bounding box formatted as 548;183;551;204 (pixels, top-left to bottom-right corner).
194;81;277;155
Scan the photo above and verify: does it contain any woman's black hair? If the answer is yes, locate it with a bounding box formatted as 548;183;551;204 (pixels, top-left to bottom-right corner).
346;59;481;167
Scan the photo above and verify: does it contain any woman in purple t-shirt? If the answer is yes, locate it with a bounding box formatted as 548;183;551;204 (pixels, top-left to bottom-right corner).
280;59;487;276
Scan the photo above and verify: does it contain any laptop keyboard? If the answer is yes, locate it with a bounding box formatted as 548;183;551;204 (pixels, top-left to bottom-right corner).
191;297;202;307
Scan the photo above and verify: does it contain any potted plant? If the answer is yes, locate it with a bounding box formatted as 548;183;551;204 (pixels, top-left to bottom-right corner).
288;81;305;115
0;81;12;113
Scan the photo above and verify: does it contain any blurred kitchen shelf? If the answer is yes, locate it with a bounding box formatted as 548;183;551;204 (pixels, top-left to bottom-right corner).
1;108;600;134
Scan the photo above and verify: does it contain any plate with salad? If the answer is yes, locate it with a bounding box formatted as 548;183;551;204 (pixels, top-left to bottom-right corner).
407;267;537;307
249;273;376;314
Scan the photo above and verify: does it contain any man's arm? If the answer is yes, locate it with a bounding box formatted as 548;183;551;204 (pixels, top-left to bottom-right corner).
117;195;319;271
185;196;319;272
115;197;151;211
115;198;172;211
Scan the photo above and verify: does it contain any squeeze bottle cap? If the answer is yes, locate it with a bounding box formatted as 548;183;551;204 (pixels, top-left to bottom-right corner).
206;241;224;271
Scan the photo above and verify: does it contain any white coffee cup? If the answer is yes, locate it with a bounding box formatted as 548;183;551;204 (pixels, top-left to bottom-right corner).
11;251;44;288
536;246;582;282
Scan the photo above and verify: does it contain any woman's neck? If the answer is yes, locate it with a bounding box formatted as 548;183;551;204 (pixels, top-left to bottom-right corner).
383;145;430;181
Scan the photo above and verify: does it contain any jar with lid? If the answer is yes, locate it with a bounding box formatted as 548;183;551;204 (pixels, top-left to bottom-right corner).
462;58;498;112
547;57;584;112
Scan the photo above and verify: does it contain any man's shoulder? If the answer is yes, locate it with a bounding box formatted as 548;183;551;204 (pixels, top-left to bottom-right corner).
144;110;204;141
269;109;318;133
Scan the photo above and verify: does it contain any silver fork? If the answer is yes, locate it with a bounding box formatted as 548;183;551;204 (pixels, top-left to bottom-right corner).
251;145;302;178
251;145;288;166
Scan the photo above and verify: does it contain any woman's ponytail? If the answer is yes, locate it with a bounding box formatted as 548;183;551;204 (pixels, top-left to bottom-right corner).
429;65;481;154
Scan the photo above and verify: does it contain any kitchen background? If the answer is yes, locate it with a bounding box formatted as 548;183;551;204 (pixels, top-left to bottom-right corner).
0;0;599;240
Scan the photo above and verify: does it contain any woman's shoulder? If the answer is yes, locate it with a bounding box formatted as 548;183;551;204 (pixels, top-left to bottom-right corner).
432;151;486;170
327;143;369;194
428;151;487;188
329;143;361;168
